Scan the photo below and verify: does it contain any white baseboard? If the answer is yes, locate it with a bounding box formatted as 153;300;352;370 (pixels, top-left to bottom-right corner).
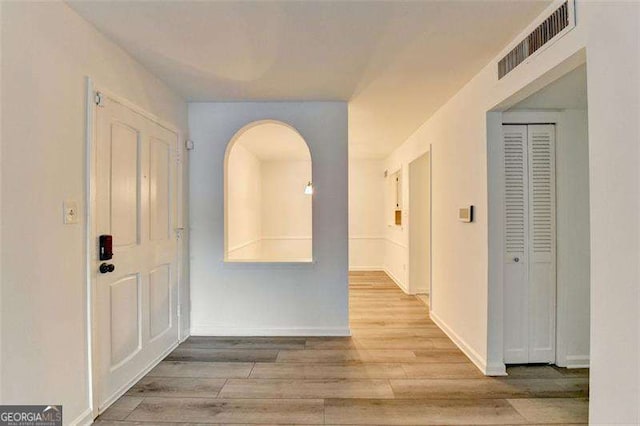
262;236;312;240
190;326;352;337
69;407;94;426
384;268;409;294
564;355;590;369
485;362;508;376
349;266;384;271
429;310;506;376
228;238;259;253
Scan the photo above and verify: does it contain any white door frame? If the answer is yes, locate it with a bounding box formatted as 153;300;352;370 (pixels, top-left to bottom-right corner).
502;111;564;365
84;77;185;418
428;144;433;312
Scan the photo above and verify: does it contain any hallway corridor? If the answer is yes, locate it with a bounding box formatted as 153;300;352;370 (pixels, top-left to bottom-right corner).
95;271;588;425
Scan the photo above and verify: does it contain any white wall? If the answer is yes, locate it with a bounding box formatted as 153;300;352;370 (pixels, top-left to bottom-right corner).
348;159;385;270
556;109;590;368
261;160;312;259
0;2;188;424
189;102;349;336
384;1;639;421
583;4;639;421
227;144;262;259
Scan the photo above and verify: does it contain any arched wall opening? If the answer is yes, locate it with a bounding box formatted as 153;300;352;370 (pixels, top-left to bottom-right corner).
224;120;313;262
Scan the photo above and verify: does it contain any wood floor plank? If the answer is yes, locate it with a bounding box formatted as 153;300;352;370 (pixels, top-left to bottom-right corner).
505;365;589;379
181;336;307;350
147;361;254;378
349;320;436;328
126;377;227;398
350;306;431;314
126;397;324;424
350;299;426;306
97;396;144;421
400;363;486;379
507;398;589;423
324;398;527;425
550;367;590;378
411;349;471;363
305;336;443;350
276;349;418;363
389;378;589;399
350;327;446;338
166;347;279;363
250;362;408;379
218;378;395;399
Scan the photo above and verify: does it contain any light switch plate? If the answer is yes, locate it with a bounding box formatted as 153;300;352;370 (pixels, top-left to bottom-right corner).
64;200;79;224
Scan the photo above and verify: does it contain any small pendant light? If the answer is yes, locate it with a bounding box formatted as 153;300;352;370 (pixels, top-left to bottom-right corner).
304;181;313;195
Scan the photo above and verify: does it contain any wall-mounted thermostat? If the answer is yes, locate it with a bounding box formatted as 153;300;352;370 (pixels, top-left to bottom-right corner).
458;206;474;223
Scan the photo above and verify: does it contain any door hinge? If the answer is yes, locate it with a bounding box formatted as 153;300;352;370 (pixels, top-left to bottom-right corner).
176;145;182;165
175;227;184;241
185;139;194;151
95;91;105;107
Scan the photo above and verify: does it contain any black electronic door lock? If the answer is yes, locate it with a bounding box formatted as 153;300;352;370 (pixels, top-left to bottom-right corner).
99;263;115;274
99;235;113;260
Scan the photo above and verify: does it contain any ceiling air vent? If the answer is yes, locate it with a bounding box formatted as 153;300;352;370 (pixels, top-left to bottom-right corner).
498;1;574;79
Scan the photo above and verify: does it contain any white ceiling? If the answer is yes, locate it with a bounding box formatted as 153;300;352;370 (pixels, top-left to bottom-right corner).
510;64;588;110
235;122;311;161
69;0;551;158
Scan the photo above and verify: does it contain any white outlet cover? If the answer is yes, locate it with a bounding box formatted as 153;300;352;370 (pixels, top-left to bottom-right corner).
64;200;79;224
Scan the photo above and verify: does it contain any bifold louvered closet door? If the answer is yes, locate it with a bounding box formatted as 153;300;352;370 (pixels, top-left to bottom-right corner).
503;124;556;364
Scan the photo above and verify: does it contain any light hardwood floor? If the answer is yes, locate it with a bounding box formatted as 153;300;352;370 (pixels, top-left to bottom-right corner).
94;271;588;425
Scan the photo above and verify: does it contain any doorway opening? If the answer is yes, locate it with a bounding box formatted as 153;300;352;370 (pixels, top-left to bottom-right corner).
409;151;431;307
489;63;590;372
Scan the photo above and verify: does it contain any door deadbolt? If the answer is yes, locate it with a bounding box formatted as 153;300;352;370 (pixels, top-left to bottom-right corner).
99;263;115;274
514;257;520;263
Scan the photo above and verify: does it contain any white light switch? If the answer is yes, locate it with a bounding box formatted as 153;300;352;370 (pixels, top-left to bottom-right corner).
64;200;79;224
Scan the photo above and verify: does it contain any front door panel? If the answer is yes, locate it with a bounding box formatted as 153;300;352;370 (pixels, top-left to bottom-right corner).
95;94;179;411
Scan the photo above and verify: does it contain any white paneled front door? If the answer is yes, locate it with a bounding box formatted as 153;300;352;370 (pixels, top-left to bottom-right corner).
503;124;556;364
94;93;179;411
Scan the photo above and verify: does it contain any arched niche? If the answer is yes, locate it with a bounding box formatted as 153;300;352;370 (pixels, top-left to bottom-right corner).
224;120;313;262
